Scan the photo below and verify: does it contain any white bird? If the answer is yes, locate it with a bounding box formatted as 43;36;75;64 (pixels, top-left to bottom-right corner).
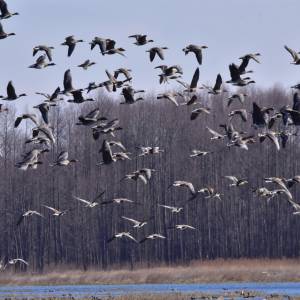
122;216;149;228
8;258;29;266
73;196;98;207
139;234;166;243
158;204;183;213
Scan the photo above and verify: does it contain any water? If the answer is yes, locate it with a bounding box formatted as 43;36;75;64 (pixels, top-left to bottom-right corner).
0;282;299;298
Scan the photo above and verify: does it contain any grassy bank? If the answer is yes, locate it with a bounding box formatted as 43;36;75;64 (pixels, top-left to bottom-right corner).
1;258;300;285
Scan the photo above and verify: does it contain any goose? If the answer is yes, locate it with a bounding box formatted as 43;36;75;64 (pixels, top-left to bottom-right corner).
252;102;274;128
101;198;134;205
182;44;208;65
232;79;255;87
224;176;248;187
8;259;28;266
253;187;275;200
103;47;126;57
284;45;300;65
32;124;55;144
121;86;144;104
258;132;280;151
107;232;138;243
291;83;300;90
146;47;168;62
76;109;105;126
33;102;50;124
156;65;182;84
85;82;99;93
67;89;94;104
137;146;164;156
190;150;212;157
263;177;288;190
203;74;225;95
16;149;49;171
1;81;26;100
90;37;116;55
36;87;63;105
286;176;300;188
157;92;180;106
129;34;154;45
139;234;166;244
62;69;75;95
122;172;148;184
137;168;155;180
228;109;248;122
0;0;19;19
93;120;123;139
227;64;254;86
158;204;183;214
61;35;84;57
227;93;247;107
77;59;96;70
227;135;255;151
14;114;38;128
122;216;149;228
33;45;54;61
50;151;78;166
169;180;197;196
177;67;200;92
180;95;198;106
43;205;67;216
113;152;131;161
287;199;300;215
114;68;132;81
99;140;126;152
168;224;196;231
239;53;261;64
199;187;222;200
25;136;51;147
73;196;98;208
190;107;211;120
17;210;44;226
98;140;116;165
29;55;56;69
0;21;15;39
206;127;226;140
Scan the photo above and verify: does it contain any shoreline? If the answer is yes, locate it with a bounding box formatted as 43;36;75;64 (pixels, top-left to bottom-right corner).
1;258;300;286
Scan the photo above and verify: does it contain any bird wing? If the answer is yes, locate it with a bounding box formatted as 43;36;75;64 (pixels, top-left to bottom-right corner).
206;127;223;138
110;141;126;151
284;45;298;61
194;50;202;65
73;196;91;205
45;47;53;61
7;81;17;99
122;216;139;225
190;67;200;89
266;133;280;151
43;205;59;213
57;151;68;161
225;176;238;183
213;74;222;91
102;140;115;164
149;50;156;62
0;0;9;16
166;95;178;106
63;69;73;92
14;117;23;128
67;44;76;57
13;258;29;265
156;48;165;60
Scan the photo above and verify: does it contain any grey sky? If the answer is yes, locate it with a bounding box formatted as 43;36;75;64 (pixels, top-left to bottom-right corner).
1;0;300;108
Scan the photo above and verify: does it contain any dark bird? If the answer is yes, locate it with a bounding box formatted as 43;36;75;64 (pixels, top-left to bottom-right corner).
146;47;168;62
182;44;208;65
33;45;54;61
129;34;154;46
0;0;18;19
61;35;84;57
1;81;26;100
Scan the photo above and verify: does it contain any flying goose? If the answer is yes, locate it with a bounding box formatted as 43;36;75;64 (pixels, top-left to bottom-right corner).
228;109;248;122
258;132;280;151
180;95;198;106
227;64;254;86
73;196;98;208
202;74;225;95
90;37;115;55
62;69;75;95
122;216;149;228
157;92;180;106
122;172;148;184
139;234;166;244
176;67;200;93
16;149;49;171
14;114;38;128
129;34;154;46
114;68;132;81
61;35;84;57
206;127;226;140
156;65;182;84
29;55;56;69
1;81;26;100
190;107;211;120
103;47;126;56
50;151;78;166
67;89;94;104
32;124;55;144
101;198;134;205
284;45;300;65
98;140;116;165
199;187;222;200
107;232;138;243
0;21;15;39
227;135;255;151
36;87;63;105
93;119;123;139
227;93;247;107
33;102;50;124
0;0;19;19
286;176;300;188
17;210;44;226
168;224;196;231
252;102;273;128
224;176;248;187
137;146;164;156
169;180;197;196
158;204;183;213
77;59;96;70
76;109;105;126
239;53;261;64
33;45;54;61
121;86;144;104
99;140;126;152
8;259;28;266
263;177;289;190
146;47;168;62
190;150;212;157
43;205;67;216
113;152;131;161
182;44;208;65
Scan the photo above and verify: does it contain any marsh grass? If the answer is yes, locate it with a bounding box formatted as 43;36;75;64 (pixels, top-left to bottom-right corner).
1;258;300;285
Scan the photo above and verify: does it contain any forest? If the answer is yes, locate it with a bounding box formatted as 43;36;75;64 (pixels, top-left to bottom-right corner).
0;85;299;272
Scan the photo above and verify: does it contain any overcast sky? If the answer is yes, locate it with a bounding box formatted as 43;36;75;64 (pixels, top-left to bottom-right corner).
0;0;300;109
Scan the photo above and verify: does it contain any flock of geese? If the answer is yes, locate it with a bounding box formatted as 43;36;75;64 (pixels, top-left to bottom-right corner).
0;0;300;270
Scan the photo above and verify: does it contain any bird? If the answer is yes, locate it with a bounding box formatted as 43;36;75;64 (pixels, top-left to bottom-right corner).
137;146;164;156
61;69;75;95
98;140;116;165
67;89;94;104
169;180;198;196
103;48;126;57
33;102;50;124
252;102;273;128
206;127;226;140
199;187;222;200
129;34;154;46
228;109;248;122
182;44;208;65
168;224;196;231
121;86;144;104
284;45;300;65
114;68;132;81
90;37;116;55
29;55;56;69
0;0;19;19
1;81;26;100
43;206;67;217
202;74;224;95
61;35;84;57
146;47;168;62
14;114;38;128
190;150;212;158
50;151;78;166
77;59;96;70
73;196;98;208
32;124;55;144
190;107;211;120
122;216;149;228
227;93;247;107
101;198;135;205
17;210;44;226
107;232;138;243
122;172;148;184
8;259;28;266
0;21;15;39
33;45;54;61
239;53;261;64
139;234;166;244
36;87;63;105
177;67;200;93
157;92;180;106
158;204;183;214
224;176;248;187
258;132;280;151
16;149;49;171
